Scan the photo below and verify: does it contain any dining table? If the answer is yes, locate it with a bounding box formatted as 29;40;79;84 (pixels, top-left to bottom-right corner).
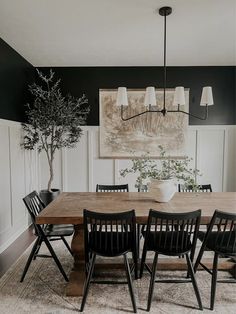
36;191;236;296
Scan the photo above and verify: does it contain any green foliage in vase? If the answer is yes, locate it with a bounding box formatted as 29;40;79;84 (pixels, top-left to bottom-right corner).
120;154;156;190
120;146;201;191
21;69;90;191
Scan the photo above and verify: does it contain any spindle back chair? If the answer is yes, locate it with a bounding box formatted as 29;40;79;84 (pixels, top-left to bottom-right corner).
21;191;73;282
80;209;137;313
96;184;129;192
140;209;203;311
194;210;236;310
178;184;212;193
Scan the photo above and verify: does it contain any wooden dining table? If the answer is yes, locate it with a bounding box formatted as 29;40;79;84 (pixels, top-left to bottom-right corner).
36;191;236;296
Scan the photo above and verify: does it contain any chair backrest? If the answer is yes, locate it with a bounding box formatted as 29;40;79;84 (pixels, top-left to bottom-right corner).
145;209;201;255
178;184;212;193
96;184;129;192
203;210;236;255
137;185;148;192
83;209;136;257
23;191;45;231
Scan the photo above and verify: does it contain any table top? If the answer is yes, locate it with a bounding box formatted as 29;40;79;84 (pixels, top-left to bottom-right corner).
36;192;236;225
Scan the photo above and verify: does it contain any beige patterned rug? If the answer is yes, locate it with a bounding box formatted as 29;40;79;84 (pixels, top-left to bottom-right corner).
0;240;235;314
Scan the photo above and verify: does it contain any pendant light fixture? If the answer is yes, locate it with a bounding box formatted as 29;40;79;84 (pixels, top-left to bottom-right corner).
116;6;214;121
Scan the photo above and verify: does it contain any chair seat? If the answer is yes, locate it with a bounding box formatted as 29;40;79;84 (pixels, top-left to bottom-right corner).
44;224;74;237
89;231;133;256
198;231;236;255
142;230;192;255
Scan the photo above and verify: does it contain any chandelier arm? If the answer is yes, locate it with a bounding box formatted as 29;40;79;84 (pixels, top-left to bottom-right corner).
167;105;209;120
121;105;163;121
121;106;208;121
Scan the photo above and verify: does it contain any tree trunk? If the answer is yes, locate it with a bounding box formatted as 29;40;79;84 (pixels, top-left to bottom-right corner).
47;158;54;191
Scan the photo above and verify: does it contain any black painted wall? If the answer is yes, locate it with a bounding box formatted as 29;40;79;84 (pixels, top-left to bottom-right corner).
0;38;34;122
0;36;235;126
39;66;236;125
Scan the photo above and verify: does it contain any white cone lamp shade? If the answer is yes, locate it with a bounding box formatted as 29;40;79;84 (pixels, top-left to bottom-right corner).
116;87;128;106
144;87;157;107
173;86;185;106
200;86;214;106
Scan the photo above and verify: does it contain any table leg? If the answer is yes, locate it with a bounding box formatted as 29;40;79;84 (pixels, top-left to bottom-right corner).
66;224;86;296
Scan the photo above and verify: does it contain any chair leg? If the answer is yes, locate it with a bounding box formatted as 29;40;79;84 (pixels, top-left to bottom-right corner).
140;224;146;235
140;245;147;279
80;253;96;312
194;240;207;273
186;253;203;310
187;245;197;278
33;236;43;260
20;237;41;282
147;252;158;312
61;236;73;256
84;250;91;276
124;254;137;313
132;248;138;280
43;236;69;282
210;252;219;311
137;224;140;259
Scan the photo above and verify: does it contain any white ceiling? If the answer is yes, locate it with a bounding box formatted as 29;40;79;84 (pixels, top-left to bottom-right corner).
0;0;236;66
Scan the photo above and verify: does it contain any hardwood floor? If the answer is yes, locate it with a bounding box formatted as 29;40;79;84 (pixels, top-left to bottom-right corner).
0;225;36;278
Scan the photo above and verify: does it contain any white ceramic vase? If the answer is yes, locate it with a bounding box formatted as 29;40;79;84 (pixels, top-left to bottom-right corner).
148;178;176;202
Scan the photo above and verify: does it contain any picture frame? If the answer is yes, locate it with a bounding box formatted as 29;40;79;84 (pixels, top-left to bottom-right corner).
99;88;189;158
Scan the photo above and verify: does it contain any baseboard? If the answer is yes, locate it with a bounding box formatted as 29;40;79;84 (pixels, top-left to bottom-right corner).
0;223;30;254
0;225;35;278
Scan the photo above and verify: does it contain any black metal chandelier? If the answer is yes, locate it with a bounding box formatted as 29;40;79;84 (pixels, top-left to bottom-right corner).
116;6;214;121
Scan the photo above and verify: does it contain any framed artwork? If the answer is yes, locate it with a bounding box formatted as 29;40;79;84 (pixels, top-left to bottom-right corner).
99;88;189;158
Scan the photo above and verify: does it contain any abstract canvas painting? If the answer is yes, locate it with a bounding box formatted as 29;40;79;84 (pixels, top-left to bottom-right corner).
99;89;189;158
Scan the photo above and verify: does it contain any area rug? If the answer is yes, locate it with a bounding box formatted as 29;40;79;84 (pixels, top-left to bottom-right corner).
0;240;235;314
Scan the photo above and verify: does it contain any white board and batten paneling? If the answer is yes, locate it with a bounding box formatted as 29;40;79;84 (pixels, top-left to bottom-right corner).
58;125;236;193
0;118;236;253
0;119;38;253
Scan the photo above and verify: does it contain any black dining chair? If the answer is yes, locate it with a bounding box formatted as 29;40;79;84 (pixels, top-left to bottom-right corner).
140;209;203;311
80;209;137;313
95;183;141;264
21;191;74;282
178;184;212;192
137;185;148;254
96;184;129;192
194;210;236;310
178;183;212;239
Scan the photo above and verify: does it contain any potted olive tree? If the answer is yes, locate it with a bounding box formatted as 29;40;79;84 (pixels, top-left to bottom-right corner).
22;69;90;205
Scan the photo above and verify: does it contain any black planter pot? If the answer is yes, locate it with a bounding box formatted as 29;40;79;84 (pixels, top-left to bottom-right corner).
39;189;60;206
